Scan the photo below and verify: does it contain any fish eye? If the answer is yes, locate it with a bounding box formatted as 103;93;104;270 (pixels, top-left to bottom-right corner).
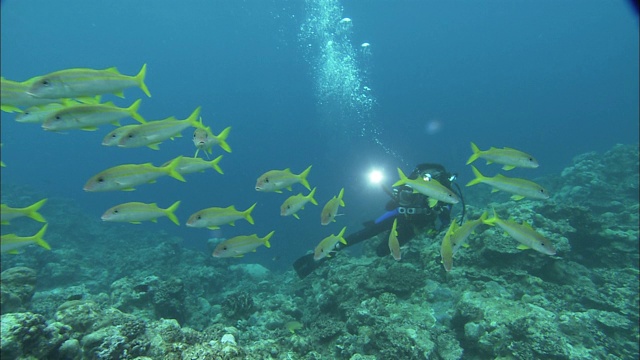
223;246;227;250
41;79;50;86
113;210;119;213
55;116;61;120
97;177;105;183
539;189;545;193
128;134;134;138
265;178;269;183
286;205;291;209
197;215;201;220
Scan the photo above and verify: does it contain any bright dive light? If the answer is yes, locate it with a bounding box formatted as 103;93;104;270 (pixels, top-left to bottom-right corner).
368;169;384;184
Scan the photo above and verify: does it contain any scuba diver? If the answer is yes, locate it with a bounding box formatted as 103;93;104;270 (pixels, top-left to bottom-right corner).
293;163;465;279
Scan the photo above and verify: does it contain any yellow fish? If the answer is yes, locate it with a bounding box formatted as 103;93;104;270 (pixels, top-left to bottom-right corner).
117;107;204;150
27;64;151;99
320;188;345;225
102;124;141;146
83;156;186;192
15;102;71;123
388;218;401;261
1;224;50;254
101;201;181;225
212;231;274;258
163;155;223;175
42;99;145;131
193;118;232;157
483;209;556;255
393;168;459;207
1;77;63;112
440;211;487;272
467;142;539;170
285;321;303;334
314;227;347;260
466;166;549;200
440;228;455;273
1;198;48;225
186;203;256;230
281;187;318;219
255;166;312;193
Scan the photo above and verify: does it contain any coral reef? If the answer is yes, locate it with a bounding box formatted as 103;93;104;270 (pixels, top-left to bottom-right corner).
1;266;37;313
0;144;638;359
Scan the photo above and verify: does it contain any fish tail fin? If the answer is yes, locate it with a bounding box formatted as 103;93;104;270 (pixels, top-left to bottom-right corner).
32;224;51;250
391;218;399;234
299;165;312;190
127;99;146;123
209;155;224;174
483;208;499;226
466;142;481;165
263;230;275;248
337;187;345;207
187;107;203;128
392;167;408;187
1;105;22;113
465;166;485;187
217;126;232;153
26;198;48;223
479;210;489;222
164;156;186;182
164;201;181;226
308;187;318;205
243;203;257;225
136;63;151;97
338;226;348;244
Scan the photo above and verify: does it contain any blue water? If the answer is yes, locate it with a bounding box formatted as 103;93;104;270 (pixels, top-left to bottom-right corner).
1;0;638;271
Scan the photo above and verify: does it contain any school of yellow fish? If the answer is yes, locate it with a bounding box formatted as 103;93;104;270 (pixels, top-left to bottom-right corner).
1;65;557;271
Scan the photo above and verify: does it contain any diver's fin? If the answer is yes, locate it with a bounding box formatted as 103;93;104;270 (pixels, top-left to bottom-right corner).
293;253;324;279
